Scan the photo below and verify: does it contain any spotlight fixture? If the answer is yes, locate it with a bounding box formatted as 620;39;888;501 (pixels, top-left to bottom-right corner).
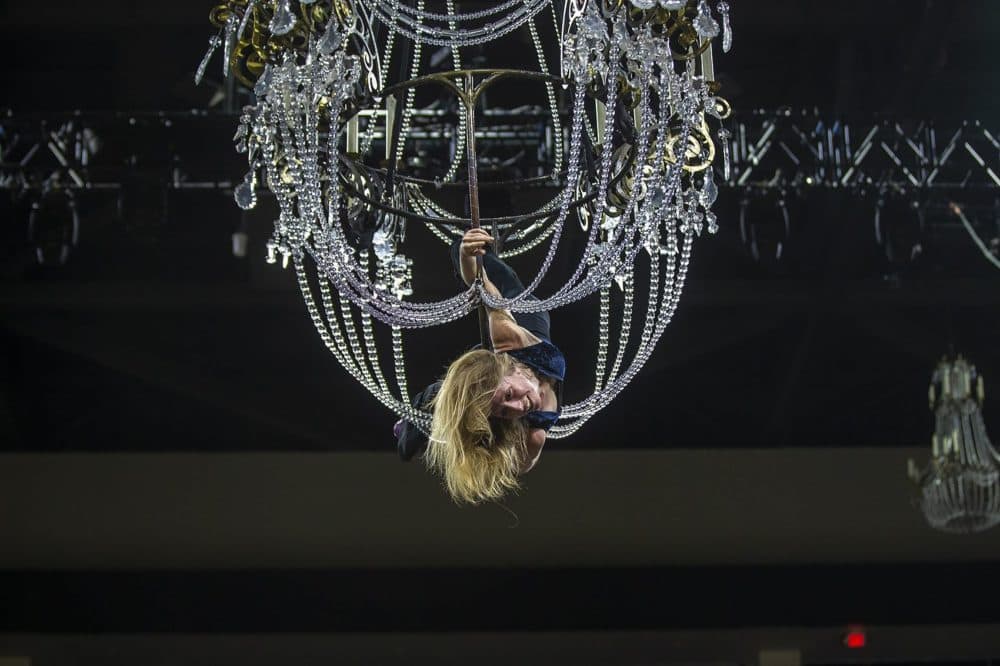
27;185;80;266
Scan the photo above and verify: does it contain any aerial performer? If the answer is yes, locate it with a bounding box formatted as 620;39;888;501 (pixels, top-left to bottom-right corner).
396;227;567;503
198;0;734;503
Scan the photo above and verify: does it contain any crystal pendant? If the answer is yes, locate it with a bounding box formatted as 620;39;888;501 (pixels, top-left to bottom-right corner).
233;123;248;153
372;228;395;262
629;0;657;9
222;14;237;78
236;0;257;41
717;1;732;52
717;127;731;181
705;211;718;234
580;10;607;38
269;0;296;36
694;0;719;39
658;0;686;8
254;64;273;99
701;167;718;205
194;34;221;85
316;20;342;56
234;171;257;210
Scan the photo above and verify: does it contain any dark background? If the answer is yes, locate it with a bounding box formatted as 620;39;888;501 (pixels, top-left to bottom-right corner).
2;1;1000;664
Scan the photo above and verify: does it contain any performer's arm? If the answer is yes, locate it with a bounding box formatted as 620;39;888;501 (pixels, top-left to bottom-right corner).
457;228;498;290
458;228;539;352
519;428;546;473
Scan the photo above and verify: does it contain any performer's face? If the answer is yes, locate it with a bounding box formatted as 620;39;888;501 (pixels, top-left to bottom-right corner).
490;367;541;419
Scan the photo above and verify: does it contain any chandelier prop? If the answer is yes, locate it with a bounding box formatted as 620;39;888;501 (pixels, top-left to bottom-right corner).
908;356;1000;533
197;0;733;437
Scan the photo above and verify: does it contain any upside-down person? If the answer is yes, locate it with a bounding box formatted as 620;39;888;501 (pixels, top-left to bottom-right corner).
394;227;566;504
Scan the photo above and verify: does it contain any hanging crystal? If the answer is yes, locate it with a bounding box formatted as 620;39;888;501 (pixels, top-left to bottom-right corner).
194;33;222;85
317;19;343;56
222;14;237;78
389;254;414;298
254;64;273;99
717;126;731;181
705;211;718;234
234;170;258;210
658;0;686;9
236;0;257;42
701;167;718;205
233;123;248;153
372;228;395;262
269;0;296;36
694;0;719;39
717;1;732;52
629;0;657;9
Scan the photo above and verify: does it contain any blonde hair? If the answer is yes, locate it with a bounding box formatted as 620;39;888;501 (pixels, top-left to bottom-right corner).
425;349;528;504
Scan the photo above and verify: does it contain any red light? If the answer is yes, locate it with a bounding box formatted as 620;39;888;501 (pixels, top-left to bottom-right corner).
844;627;866;649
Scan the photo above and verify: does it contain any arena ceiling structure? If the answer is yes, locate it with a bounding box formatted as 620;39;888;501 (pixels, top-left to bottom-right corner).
2;1;1000;664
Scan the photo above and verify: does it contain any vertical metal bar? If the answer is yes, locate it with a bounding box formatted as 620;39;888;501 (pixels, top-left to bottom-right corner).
462;72;494;351
347;114;359;154
385;94;397;161
699;40;715;81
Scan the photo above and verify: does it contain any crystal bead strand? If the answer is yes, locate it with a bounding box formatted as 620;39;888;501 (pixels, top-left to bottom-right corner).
441;0;466;183
262;58;485;327
494;54;646;314
302;263;430;429
297;258;368;389
536;28;625;305
304;261;431;427
334;289;385;401
408;182;563;259
368;0;551;48
555;234;691;431
276;59;477;327
478;80;588;311
357;250;393;398
385;0;527;22
565;238;660;425
606;269;634;385
594;286;611;390
551;273;678;433
396;0;424;151
391;325;409;402
360;1;398;155
527;11;563;174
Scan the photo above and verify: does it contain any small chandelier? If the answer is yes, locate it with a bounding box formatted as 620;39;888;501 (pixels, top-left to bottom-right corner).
908;356;1000;533
196;0;733;436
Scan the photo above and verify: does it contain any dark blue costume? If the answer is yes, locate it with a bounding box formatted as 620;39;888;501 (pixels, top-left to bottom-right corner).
395;240;566;461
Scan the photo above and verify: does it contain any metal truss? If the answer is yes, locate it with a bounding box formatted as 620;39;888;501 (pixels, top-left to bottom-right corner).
728;110;1000;193
3;109;998;270
2;109;998;194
